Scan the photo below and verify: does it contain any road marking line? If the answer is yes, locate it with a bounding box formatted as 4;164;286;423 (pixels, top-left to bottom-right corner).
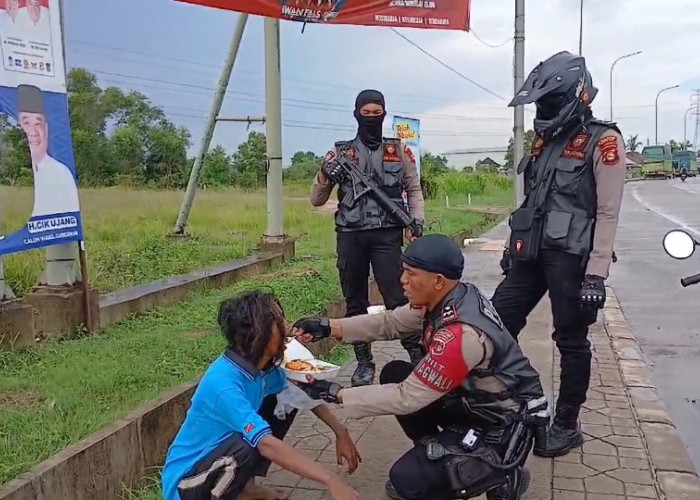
631;184;700;238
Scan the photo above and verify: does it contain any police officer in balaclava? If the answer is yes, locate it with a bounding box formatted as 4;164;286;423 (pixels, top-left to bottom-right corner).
309;90;427;386
491;51;627;457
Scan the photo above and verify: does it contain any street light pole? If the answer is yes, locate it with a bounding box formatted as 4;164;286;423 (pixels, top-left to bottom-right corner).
514;0;525;206
685;106;699;146
609;51;642;121
655;85;679;145
578;0;583;55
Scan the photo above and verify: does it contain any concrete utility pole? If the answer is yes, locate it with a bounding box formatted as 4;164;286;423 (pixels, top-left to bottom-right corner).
684;104;699;147
263;17;285;241
173;13;249;235
609;51;642;121
655;84;679;145
513;0;526;206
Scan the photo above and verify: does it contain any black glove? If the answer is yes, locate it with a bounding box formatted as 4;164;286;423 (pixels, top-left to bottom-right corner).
499;248;512;276
292;317;331;342
409;222;423;239
296;379;342;404
321;159;345;185
579;275;605;309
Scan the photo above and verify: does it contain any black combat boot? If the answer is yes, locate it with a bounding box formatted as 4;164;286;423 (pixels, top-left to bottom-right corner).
533;404;584;458
351;343;375;387
486;467;530;500
384;480;405;500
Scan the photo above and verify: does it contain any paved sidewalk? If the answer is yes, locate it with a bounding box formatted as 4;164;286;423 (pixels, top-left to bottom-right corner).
262;224;700;499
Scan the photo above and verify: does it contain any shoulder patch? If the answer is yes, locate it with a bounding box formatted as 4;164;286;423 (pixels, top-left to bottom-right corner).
403;145;416;164
597;135;620;166
429;328;456;357
474;286;504;329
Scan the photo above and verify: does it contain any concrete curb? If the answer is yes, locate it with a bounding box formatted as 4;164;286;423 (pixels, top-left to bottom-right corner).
604;287;700;498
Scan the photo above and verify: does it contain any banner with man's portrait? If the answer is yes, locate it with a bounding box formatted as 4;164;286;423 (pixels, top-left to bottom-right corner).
0;0;83;256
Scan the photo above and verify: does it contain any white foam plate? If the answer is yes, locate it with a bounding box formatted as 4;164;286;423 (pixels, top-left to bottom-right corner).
283;359;341;382
283;338;340;381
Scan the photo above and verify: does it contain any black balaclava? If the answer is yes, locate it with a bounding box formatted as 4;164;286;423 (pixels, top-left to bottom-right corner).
354;89;386;150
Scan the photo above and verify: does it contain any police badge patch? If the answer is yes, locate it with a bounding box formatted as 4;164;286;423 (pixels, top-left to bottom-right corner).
475;287;504;329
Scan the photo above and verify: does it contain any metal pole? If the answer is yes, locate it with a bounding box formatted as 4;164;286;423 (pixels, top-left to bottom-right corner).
513;0;525;206
263;17;284;240
609;51;642;121
173;13;249;235
685;106;699;146
578;0;583;55
655;85;679;145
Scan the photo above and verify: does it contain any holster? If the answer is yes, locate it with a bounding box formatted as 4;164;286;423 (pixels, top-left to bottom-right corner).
443;444;507;496
508;207;543;262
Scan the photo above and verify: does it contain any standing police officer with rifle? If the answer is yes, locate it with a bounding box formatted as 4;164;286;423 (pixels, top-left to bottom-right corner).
492;51;627;458
310;89;426;387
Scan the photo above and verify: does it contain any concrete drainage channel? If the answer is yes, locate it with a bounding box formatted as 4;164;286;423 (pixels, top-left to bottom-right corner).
0;229;479;500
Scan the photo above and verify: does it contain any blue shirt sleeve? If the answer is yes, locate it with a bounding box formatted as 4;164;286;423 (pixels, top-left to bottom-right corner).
214;387;272;448
262;367;287;397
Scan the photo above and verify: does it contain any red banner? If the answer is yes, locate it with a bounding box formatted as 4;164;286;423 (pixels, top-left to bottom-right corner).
175;0;470;31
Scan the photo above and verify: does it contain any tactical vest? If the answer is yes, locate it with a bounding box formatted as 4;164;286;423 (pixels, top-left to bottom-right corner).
334;137;406;232
517;119;620;257
424;283;545;422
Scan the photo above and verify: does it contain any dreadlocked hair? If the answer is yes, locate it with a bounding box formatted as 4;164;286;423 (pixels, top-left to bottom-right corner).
217;290;286;365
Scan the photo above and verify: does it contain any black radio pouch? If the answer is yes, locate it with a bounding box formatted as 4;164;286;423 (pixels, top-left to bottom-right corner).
508;207;543;262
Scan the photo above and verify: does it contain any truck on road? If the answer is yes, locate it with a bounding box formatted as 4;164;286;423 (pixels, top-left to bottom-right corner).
672;150;698;176
641;145;674;179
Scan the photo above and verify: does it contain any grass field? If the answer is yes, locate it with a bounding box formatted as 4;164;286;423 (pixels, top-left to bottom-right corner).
0;176;513;489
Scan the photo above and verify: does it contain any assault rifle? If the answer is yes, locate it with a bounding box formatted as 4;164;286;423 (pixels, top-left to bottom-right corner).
323;151;423;238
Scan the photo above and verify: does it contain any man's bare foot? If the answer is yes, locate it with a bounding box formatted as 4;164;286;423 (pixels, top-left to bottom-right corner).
241;478;286;499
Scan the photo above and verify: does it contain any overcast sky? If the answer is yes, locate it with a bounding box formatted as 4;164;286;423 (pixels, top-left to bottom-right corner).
62;0;700;161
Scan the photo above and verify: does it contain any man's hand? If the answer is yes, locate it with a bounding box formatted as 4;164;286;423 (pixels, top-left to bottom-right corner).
296;375;342;404
405;223;423;242
334;427;362;474
292;317;331;343
580;275;606;309
321;159;345;185
326;477;361;500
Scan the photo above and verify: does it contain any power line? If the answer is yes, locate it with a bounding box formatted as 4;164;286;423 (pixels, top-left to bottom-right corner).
469;29;513;48
389;28;507;101
69;39;513;110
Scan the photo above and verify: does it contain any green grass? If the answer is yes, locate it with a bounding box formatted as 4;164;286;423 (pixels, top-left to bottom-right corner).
0;177;512;487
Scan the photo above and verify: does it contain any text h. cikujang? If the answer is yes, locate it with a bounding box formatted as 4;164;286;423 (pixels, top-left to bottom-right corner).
24;215;79;244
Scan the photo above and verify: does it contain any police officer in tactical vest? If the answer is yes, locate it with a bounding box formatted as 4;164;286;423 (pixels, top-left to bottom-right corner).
292;234;549;500
492;51;626;458
310;90;426;387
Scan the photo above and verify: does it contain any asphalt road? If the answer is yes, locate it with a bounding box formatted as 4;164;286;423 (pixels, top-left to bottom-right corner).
610;177;700;472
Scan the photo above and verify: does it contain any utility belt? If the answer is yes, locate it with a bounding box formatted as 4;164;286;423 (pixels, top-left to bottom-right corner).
427;402;549;497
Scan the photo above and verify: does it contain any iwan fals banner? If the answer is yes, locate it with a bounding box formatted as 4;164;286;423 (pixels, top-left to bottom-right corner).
393;115;421;178
0;0;83;256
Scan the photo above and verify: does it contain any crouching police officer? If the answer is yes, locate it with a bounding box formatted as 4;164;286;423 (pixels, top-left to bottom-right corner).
292;235;549;500
310;89;426;387
493;51;626;458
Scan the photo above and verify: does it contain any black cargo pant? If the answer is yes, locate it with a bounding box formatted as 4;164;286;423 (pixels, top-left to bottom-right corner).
176;395;296;500
380;361;509;499
336;227;423;356
491;249;597;410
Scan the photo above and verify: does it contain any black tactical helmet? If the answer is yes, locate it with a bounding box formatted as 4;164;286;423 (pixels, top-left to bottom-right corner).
510;51;597;140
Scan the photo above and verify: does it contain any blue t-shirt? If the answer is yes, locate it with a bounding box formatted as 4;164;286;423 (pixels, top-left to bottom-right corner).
161;350;286;500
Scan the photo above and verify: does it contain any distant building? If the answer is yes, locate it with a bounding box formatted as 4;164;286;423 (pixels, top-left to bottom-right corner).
441;147;507;171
